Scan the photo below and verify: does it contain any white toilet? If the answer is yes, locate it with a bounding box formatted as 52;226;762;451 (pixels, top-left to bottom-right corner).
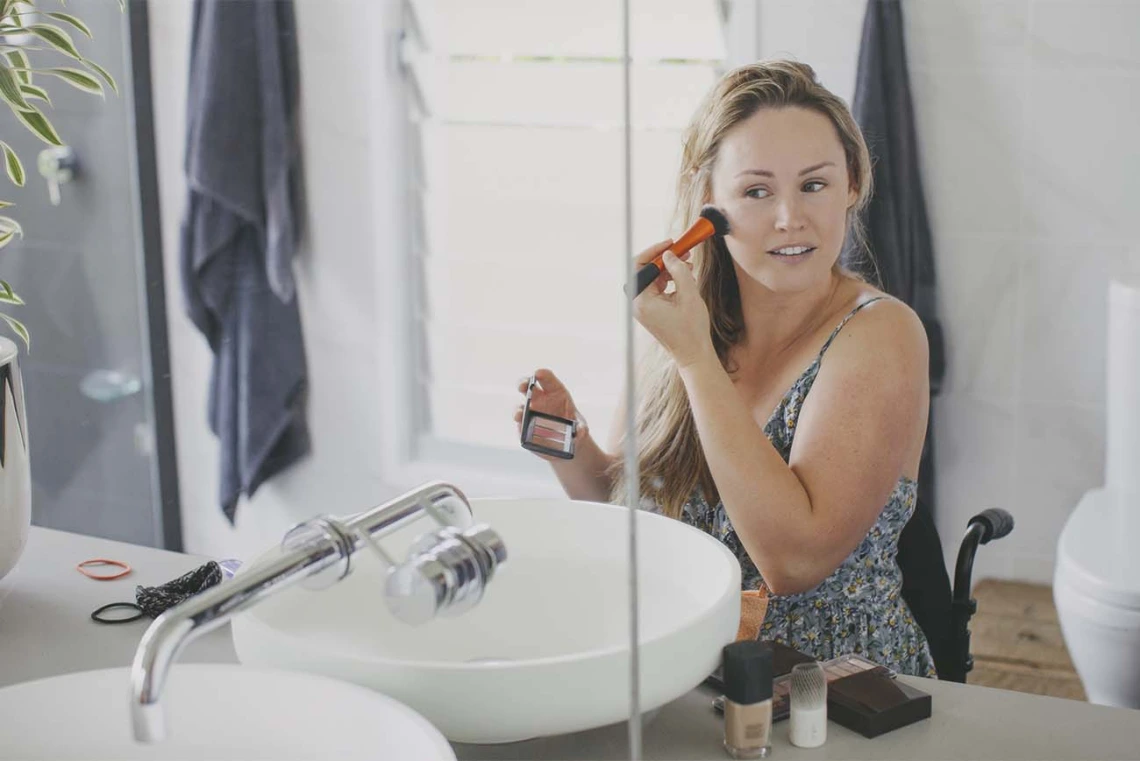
1054;488;1140;708
1053;279;1140;708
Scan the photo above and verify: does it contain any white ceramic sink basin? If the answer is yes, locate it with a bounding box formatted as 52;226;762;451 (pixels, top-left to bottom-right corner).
231;498;741;743
0;664;455;760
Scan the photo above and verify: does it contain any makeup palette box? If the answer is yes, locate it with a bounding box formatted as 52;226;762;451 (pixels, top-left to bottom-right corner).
827;667;932;738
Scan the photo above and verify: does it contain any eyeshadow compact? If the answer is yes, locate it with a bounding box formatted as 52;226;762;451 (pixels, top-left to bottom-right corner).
519;375;578;460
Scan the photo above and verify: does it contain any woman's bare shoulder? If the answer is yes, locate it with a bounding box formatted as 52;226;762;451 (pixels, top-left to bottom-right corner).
849;279;923;330
826;281;928;376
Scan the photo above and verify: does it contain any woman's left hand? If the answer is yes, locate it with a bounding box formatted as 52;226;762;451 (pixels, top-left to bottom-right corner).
633;243;715;369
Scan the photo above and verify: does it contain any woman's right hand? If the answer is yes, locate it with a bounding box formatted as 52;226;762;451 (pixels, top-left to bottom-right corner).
514;368;588;457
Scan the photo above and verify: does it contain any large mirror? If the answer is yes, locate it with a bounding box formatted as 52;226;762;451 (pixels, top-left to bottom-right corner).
1;0;1136;756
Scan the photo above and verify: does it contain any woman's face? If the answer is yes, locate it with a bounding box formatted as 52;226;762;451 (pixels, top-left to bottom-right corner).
709;106;857;295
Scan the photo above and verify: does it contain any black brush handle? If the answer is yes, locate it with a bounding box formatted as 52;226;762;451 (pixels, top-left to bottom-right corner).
629;261;662;297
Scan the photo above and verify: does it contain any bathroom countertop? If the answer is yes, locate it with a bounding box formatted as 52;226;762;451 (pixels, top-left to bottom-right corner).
3;526;1139;760
0;526;239;690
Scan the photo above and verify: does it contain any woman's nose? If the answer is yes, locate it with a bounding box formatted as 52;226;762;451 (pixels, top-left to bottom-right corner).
774;197;806;231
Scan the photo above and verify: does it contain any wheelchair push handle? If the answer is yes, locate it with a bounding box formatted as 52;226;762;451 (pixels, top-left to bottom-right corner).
969;509;1014;544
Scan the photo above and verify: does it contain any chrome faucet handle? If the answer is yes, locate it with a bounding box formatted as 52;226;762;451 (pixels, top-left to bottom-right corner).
459;524;508;583
277;480;471;591
275;484;506;625
384;524;507;625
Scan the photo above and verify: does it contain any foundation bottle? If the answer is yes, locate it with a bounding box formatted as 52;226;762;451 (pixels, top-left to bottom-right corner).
721;641;773;758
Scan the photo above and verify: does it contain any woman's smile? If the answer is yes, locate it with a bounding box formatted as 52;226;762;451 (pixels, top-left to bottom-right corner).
767;243;818;262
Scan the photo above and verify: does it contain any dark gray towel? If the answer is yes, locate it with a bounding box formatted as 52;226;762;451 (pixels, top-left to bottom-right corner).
846;0;944;392
844;0;953;679
181;0;308;523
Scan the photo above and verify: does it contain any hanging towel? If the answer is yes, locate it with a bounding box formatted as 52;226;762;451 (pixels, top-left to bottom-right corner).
843;0;953;678
180;0;309;524
846;0;945;392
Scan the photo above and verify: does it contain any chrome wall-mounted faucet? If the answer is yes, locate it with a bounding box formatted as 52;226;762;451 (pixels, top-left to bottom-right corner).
129;481;506;743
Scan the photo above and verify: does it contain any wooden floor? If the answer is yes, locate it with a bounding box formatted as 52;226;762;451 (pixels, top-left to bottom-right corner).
967;580;1086;701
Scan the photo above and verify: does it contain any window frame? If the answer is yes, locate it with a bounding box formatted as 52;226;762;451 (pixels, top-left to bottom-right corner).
375;0;760;497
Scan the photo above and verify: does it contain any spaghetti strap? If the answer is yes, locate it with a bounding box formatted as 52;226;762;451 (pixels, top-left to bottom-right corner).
818;296;890;358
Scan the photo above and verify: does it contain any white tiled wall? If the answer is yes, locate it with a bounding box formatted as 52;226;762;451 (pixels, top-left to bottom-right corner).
758;0;1140;582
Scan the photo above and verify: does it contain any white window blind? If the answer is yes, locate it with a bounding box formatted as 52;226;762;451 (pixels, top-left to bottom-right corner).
401;1;727;475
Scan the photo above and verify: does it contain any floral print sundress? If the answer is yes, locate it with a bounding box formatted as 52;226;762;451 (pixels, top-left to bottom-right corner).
677;296;937;677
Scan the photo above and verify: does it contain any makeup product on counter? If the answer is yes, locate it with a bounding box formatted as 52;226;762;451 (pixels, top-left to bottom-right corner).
628;205;730;297
721;640;773;759
770;654;893;722
826;666;932;738
712;647;897;724
788;662;827;748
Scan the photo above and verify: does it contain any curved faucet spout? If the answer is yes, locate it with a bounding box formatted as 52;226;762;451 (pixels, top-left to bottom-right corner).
129;545;335;742
128;481;504;744
130;616;193;743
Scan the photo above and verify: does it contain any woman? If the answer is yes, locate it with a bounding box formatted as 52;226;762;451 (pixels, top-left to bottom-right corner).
515;60;935;677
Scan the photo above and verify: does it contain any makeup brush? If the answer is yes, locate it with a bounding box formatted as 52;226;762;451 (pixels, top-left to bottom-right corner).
628;205;730;297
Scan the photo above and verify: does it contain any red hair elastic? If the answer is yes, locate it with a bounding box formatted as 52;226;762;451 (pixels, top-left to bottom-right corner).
76;558;132;581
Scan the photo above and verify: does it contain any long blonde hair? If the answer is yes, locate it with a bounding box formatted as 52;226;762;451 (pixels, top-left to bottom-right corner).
611;60;875;518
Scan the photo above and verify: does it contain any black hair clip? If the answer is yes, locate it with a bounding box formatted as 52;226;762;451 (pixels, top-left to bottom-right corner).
519;376;578;460
89;561;224;624
135;561;223;618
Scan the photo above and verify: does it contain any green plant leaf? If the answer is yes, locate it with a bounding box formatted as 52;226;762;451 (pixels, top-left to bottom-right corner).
0;312;29;351
0;64;31;111
0;141;24;186
19;82;50;105
0;215;23;238
5;50;29;84
80;57;116;94
14;105;63;146
0;227;14;249
0;200;12;209
0;279;23;306
40;65;100;95
23;23;83;61
45;11;91;39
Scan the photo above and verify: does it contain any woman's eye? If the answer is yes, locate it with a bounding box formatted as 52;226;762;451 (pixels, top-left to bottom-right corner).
745;187;770;199
803;180;827;192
